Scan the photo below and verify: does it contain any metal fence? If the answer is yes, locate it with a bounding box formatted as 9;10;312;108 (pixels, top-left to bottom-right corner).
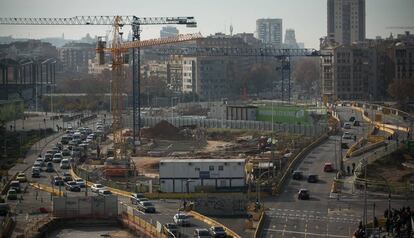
138;116;327;137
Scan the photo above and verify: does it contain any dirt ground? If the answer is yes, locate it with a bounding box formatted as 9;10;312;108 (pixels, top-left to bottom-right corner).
201;140;234;152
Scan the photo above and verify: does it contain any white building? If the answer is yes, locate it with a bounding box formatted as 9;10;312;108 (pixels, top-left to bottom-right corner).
159;159;246;193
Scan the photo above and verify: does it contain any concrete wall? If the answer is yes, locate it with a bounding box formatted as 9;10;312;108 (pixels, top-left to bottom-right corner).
52;195;118;218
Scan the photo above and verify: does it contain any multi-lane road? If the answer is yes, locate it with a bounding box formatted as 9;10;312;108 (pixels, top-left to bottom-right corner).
261;105;413;238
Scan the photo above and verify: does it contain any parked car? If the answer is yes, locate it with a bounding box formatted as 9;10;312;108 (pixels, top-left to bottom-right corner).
307;174;319;183
98;189;112;196
163;223;178;237
173;213;190;226
194;229;212;238
60;159;70;169
9;181;21;193
91;184;105;193
31;169;41;178
75;178;86;188
137;201;156;213
324;162;334;172
130;193;145;204
65;181;81;192
16;172;27;183
209;226;227;238
298;188;310;200
52;153;63;163
7;189;18;200
45;162;54;172
292;171;303;180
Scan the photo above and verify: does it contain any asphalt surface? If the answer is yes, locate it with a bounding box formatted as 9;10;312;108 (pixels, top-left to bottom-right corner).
11;113;208;238
261;106;414;238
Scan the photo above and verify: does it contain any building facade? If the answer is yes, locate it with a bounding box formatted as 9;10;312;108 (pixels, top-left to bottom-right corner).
284;29;298;48
160;26;179;39
159;159;246;193
327;0;365;45
58;43;95;73
394;32;414;81
256;18;283;48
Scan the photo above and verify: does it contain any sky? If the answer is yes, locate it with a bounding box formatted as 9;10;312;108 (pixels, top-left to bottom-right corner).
0;0;413;49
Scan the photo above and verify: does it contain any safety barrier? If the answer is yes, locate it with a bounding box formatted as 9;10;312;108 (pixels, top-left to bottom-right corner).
120;203;167;238
254;211;266;238
188;210;241;238
30;182;64;197
350;140;386;157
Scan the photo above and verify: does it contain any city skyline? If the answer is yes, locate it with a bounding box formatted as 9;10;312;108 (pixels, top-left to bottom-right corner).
0;0;413;49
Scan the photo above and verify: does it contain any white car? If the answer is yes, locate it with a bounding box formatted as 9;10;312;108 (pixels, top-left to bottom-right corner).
173;213;190;226
52;153;63;163
75;178;86;188
91;184;105;193
342;132;353;140
60;159;70;169
98;189;112;195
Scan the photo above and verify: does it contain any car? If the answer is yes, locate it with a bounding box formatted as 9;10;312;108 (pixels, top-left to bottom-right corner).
45;162;54;172
65;181;81;192
35;158;45;167
324;162;334;172
52;153;63;163
209;226;227;238
9;181;21;193
343;122;352;129
298;189;310;200
6;189;18;200
51;147;60;154
194;229;212;238
71;147;82;157
52;176;64;186
173;213;190;226
91;184;105;193
307;174;319;183
60;159;70;169
163;223;178;237
31;169;41;178
0;203;10;216
61;149;71;158
62;172;72;182
130;193;145;204
16;173;27;183
98;189;112;196
292;171;303;180
61;136;71;145
44;153;53;162
349;116;356;122
75;178;86;188
342;132;353;140
137;201;156;213
45;150;56;156
353;120;360;126
341;142;349;149
56;142;63;150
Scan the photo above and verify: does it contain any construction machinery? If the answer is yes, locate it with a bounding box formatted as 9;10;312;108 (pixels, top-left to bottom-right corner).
0;15;197;149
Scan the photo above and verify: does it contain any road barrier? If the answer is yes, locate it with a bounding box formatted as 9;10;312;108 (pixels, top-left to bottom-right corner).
254;211;266;238
350;140;386;157
188;210;241;238
30;182;64;197
120;202;167;238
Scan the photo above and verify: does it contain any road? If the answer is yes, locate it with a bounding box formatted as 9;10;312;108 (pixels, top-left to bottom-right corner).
10;113;208;238
261;106;413;238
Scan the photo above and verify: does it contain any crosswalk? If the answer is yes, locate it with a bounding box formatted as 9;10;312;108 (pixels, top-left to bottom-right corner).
267;208;359;224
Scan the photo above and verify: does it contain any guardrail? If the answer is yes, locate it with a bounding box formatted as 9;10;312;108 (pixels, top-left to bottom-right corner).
188;210;241;238
254;211;266;238
30;182;64;197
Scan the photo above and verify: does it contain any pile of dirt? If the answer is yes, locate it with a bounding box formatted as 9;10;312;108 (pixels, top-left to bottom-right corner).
142;120;182;139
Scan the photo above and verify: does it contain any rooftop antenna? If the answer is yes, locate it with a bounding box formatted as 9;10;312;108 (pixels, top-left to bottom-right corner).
230;24;234;36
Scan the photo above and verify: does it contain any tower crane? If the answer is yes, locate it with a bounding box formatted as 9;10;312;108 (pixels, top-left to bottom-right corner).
151;47;326;101
0;15;198;150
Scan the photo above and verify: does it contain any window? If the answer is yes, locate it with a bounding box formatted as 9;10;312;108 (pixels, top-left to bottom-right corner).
209;165;214;171
218;166;224;171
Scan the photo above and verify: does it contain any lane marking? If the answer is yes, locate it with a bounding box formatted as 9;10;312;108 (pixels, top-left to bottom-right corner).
264;228;349;238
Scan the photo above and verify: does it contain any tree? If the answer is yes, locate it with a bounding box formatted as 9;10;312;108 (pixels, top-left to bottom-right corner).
292;58;320;97
388;79;414;110
242;63;277;96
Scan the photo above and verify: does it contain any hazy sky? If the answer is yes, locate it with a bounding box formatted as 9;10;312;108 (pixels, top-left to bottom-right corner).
0;0;413;48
